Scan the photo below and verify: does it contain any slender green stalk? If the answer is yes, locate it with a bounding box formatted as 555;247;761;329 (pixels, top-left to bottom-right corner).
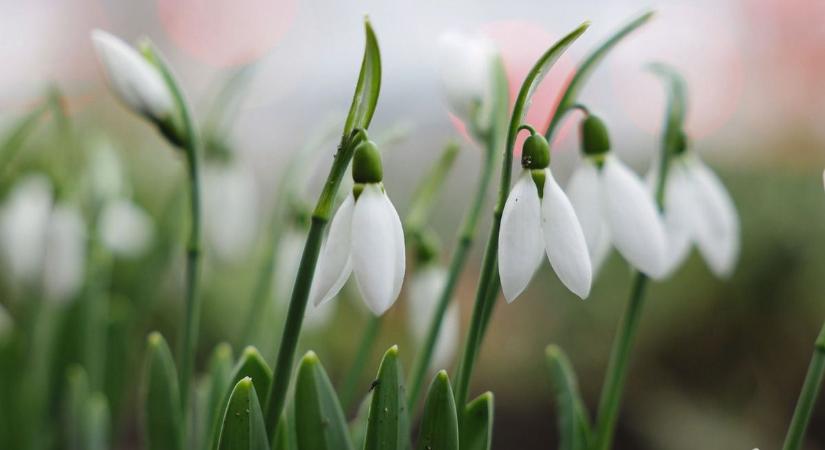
406;137;496;410
782;322;825;450
591;273;648;450
339;315;383;410
264;131;365;437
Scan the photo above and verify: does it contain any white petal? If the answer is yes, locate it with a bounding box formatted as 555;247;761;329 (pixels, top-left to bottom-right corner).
497;171;544;303
308;195;354;307
91;30;174;121
88;137;125;202
541;170;592;298
407;266;448;341
98;199;154;258
566;161;611;273
686;158;740;278
0;175;53;283
602;156;668;278
432;303;460;370
658;162;698;278
351;185;406;315
438;32;497;129
303;295;337;332
43;205;87;304
203;162;259;262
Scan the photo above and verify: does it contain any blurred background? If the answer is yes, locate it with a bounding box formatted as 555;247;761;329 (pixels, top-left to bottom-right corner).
1;0;825;449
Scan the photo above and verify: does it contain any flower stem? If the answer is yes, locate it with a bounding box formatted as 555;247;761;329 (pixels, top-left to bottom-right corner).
339;314;383;410
782;321;825;450
591;272;648;450
406;137;496;411
264;131;364;438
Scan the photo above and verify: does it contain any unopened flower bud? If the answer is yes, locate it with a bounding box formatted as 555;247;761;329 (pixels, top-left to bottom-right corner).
580;114;611;156
521;132;550;170
352;140;383;184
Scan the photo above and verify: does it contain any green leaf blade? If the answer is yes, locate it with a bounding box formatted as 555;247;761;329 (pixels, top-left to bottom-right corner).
459;392;494;450
217;378;270;450
364;345;410;450
205;343;235;450
545;345;591;450
416;371;458;450
343;17;382;136
143;332;183;450
545;11;655;140
294;351;354;450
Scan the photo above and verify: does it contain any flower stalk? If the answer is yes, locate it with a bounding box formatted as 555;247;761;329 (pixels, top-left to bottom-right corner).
782;321;825;450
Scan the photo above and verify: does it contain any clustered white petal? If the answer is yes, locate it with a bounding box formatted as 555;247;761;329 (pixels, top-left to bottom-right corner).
91;29;175;122
656;154;739;278
498;169;592;303
309;183;406;315
407;265;459;371
567;155;668;279
437;32;498;132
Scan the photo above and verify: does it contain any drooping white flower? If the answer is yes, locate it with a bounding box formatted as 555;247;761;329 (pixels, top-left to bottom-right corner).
437;31;498;133
498;132;592;303
0;175;54;284
98;198;155;258
91;29;175;122
567;116;668;279
42;205;86;304
88;137;127;203
309;140;406;316
203;161;259;263
407;265;459;371
653;151;739;279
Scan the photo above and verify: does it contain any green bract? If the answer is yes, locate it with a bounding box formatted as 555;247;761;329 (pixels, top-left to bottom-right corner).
521;132;550;170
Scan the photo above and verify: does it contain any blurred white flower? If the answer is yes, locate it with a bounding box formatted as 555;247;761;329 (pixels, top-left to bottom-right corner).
437;31;498;133
203;161;259;263
309;184;405;316
653;153;739;278
98;198;155;258
567;155;668;279
407;265;459;371
91;30;175;122
0;175;53;283
88;137;126;203
498;169;592;302
42;205;86;304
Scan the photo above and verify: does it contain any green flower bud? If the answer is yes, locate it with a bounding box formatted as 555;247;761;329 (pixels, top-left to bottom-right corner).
580;114;610;156
352;140;383;184
414;229;441;265
521;133;550;170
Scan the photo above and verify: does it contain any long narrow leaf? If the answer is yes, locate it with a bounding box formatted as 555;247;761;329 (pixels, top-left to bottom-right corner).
544;11;655;140
343;17;382;137
459;392;494;450
364;346;410;450
84;393;110;450
217;378;270;450
294;351;354;450
416;371;458;450
143;332;183;450
545;345;591;450
205;343;234;450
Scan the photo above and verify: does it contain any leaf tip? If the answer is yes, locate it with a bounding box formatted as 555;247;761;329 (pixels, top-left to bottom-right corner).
146;331;163;348
435;370;449;382
301;350;320;365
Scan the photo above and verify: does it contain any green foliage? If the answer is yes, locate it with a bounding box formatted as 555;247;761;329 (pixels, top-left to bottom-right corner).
294;351;354;450
364;346;410;450
459;393;494;450
545;345;591;450
343;18;382;138
416;371;459;450
143;332;183;450
217;377;270;450
205;343;235;450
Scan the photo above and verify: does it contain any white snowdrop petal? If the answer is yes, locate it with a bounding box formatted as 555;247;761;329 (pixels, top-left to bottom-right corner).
657;162;698;278
407;266;448;341
303;295;337;332
432;303;460;370
0;175;54;283
541;170;592;299
203;162;259;262
566;161;611;273
602;156;668;278
43;205;87;304
309;195;354;307
497;171;545;303
387;193;407;307
687;158;740;278
99;199;154;258
437;32;496;128
91;30;174;120
351;185;405;315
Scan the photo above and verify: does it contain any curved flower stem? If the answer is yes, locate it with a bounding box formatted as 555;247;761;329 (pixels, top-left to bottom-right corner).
591;272;648;450
782;321;825;450
406;137;496;411
264;131;365;437
339;314;383;410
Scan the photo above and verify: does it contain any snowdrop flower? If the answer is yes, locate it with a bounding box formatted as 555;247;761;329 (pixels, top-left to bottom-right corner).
88;137;126;203
98;198;155;258
407;264;459;370
91;30;175;124
309;139;405;315
566;115;668;279
438;32;498;133
652;131;739;278
203;161;259;263
0;175;87;303
498;127;592;302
